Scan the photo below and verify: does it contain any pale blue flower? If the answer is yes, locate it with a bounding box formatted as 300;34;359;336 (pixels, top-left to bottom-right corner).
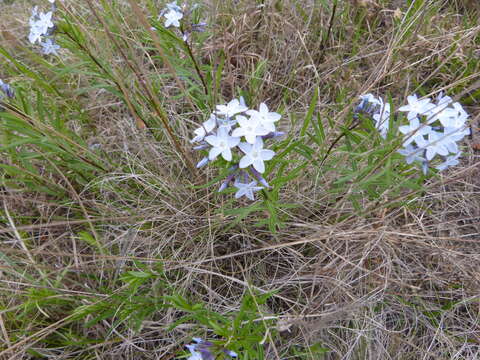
359;93;383;107
192;95;279;201
399;94;436;120
29;10;54;44
360;92;469;174
164;9;183;28
41;38;60;55
399;117;431;146
246;102;281;132
216;98;248;118
355;93;382;115
234;180;263;200
397;145;426;164
435;152;461;171
435;102;468;128
231;115;269;144
238;138;275;173
417;130;449;161
205;128;240;162
166;1;182;13
191;115;217;143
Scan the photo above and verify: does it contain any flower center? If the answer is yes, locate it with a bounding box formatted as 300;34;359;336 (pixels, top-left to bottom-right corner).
252;151;259;158
219;141;226;148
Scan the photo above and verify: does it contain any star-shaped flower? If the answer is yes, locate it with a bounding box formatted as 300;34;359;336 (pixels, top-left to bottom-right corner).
246;102;281;132
426;92;454;123
436;128;464;154
397;145;426;164
359;93;383;107
399;117;432;146
238;138;275;173
436;92;453;107
29;10;54;44
28;22;44;44
166;1;182;12
234;180;263;200
164;9;183;28
205;128;240;162
417;130;450;161
191;115;217;143
443;126;470;143
216;98;249;118
231;115;269;144
37;11;54;32
398;94;436;120
435;102;468;128
435;152;461;171
41;38;60;55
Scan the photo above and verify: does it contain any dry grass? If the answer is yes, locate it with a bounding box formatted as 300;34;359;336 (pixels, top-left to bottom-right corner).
0;0;480;359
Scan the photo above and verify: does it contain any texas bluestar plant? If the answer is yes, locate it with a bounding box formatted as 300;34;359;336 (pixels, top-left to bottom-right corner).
28;0;61;56
357;92;470;174
186;338;238;360
191;97;283;201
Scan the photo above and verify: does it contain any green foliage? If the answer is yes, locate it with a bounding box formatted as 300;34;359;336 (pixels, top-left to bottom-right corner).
166;290;277;359
72;264;166;333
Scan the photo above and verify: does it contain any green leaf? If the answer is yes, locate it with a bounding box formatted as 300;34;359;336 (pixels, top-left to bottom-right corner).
300;87;318;137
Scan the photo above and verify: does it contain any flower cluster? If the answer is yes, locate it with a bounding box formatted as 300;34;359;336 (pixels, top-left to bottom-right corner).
186;338;237;360
192;97;283;201
28;0;61;55
160;1;206;41
357;93;470;174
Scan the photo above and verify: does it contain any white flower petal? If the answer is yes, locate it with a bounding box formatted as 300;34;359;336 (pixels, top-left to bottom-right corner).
239;155;252;168
221;148;232;162
208;147;222;160
238;142;251;154
253;159;265;173
260;149;275;161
